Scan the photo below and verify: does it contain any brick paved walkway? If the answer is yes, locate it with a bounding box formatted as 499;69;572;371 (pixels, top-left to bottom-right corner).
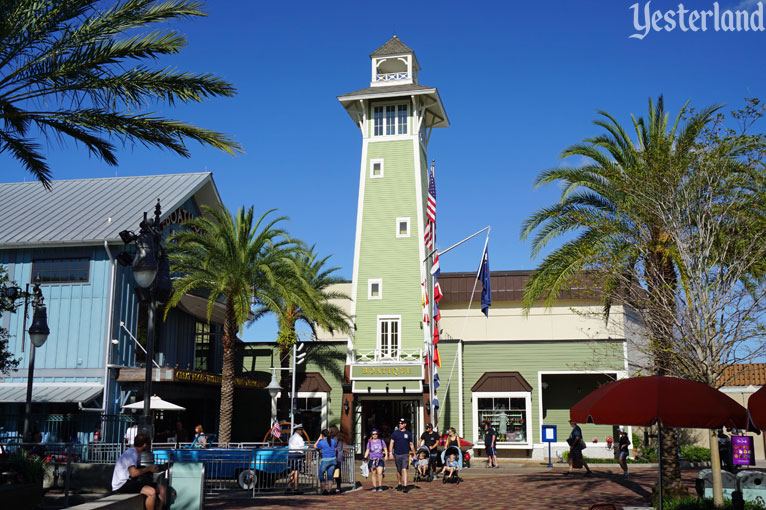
204;466;699;510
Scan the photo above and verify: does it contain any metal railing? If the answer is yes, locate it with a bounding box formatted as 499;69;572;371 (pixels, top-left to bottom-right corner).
0;413;136;444
354;348;423;363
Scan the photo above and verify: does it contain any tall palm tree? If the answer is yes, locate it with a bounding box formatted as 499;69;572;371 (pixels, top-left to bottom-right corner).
166;205;297;444
520;96;722;495
253;247;351;422
0;0;241;189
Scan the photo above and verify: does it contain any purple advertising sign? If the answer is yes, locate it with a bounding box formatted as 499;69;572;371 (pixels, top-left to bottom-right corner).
732;436;755;466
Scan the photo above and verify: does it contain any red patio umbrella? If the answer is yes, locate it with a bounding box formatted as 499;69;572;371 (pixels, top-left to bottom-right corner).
747;385;766;429
569;376;753;510
570;375;751;429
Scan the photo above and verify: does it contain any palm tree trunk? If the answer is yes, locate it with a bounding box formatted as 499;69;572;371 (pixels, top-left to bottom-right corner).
279;343;291;422
218;298;237;445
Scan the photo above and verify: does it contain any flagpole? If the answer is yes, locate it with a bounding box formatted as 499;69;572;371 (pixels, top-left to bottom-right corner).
437;227;491;430
423;225;490;263
429;160;436;429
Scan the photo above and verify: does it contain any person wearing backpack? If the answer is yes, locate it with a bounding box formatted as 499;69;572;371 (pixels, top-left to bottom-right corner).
315;429;337;494
329;425;345;493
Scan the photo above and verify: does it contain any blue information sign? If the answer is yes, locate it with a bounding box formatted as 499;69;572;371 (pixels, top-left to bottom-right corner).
542;425;557;442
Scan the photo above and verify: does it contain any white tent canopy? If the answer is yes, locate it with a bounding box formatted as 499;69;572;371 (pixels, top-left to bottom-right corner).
123;395;185;411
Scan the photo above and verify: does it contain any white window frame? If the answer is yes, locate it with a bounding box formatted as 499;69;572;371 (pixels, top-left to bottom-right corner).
371;103;409;138
376;314;401;359
395;217;411;238
472;391;533;449
270;391;329;430
368;278;382;300
370;159;384;179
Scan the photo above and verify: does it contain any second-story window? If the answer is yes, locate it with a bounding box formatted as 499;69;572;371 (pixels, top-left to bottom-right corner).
195;321;214;371
32;257;90;283
372;104;408;137
378;315;400;358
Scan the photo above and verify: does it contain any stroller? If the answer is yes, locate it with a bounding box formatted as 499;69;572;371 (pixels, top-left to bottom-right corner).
440;445;463;484
413;445;434;482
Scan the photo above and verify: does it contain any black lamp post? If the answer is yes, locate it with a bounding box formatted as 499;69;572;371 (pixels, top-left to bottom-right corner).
117;200;172;439
22;276;50;442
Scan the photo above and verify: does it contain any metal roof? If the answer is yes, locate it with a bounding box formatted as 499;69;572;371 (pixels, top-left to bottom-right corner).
0;382;102;403
0;173;221;247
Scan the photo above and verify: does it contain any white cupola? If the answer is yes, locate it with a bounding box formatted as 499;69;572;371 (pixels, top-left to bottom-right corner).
369;35;420;87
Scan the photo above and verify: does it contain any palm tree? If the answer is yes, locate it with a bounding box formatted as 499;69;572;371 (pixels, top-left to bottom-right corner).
253;247;351;422
0;0;241;189
520;96;722;496
166;205;297;444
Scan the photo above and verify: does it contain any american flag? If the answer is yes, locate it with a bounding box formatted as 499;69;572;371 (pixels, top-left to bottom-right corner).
270;419;282;440
424;168;436;250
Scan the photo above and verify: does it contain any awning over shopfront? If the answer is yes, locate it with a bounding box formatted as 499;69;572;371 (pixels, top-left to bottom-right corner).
471;372;532;392
352;380;423;394
0;382;102;403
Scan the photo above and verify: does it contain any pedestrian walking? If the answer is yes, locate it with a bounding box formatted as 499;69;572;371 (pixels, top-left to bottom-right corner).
329;425;344;493
388;418;415;492
617;429;630;477
364;428;388;492
286;424;306;492
419;423;439;474
566;420;592;476
483;421;498;468
315;429;337;495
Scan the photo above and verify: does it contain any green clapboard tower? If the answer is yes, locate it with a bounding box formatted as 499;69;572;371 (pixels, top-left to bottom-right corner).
338;36;448;439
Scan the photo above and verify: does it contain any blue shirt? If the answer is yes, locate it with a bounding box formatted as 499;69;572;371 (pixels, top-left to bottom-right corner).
390;429;412;455
316;438;336;459
484;427;497;447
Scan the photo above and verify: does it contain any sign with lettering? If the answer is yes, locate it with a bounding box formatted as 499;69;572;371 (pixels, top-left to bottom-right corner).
350;364;423;380
174;369;267;389
732;435;755;466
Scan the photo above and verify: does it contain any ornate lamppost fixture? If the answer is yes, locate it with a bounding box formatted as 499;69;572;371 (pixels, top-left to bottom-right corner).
117;200;172;438
19;276;50;442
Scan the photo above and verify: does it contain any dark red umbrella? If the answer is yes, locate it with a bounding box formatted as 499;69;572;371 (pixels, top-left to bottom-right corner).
570;375;751;429
747;385;766;429
570;376;755;510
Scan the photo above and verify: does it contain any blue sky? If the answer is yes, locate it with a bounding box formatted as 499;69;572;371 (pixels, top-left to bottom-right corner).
3;0;765;340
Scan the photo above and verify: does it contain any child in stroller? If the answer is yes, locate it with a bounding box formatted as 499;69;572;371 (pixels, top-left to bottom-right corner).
439;452;461;484
414;447;432;482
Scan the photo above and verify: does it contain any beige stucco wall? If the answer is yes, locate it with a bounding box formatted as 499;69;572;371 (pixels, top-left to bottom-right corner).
439;300;630;343
314;282;352;342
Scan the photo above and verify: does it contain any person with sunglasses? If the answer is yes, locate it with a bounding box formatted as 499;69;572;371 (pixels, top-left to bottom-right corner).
364;428;388;492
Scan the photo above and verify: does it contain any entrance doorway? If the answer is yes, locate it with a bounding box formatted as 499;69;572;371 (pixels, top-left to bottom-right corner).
356;398;419;450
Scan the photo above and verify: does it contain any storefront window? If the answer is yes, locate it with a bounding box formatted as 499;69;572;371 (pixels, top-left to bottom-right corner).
278;396;324;440
194;321;214;371
477;397;528;443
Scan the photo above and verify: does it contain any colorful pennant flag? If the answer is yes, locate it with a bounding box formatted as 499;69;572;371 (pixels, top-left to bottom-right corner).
433;345;441;367
433;281;443;303
433;372;440;390
270;419;281;439
430;252;440;277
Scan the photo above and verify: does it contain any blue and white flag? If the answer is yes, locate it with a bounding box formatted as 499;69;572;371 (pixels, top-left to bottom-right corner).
478;244;491;317
433;372;440;390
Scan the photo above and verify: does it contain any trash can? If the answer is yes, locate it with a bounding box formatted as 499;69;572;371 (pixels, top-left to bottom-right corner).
737;470;766;505
170;462;205;510
696;469;737;500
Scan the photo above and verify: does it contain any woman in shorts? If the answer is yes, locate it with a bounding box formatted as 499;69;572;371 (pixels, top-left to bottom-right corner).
364;428;388;492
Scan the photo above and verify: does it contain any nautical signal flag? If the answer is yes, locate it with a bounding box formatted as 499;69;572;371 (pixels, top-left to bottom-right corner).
433;303;441;324
433;346;441;367
434;281;443;303
478;243;491;317
433;372;440;390
433;326;440;345
431;252;440;277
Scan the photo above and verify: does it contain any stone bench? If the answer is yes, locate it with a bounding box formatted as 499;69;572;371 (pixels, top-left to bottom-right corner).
66;493;145;510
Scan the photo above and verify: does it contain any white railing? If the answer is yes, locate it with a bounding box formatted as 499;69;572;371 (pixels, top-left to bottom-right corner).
376;72;410;82
354;349;423;363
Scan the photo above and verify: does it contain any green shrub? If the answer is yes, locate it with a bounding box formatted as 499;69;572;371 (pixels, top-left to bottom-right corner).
3;450;47;484
661;496;766;510
680;446;710;462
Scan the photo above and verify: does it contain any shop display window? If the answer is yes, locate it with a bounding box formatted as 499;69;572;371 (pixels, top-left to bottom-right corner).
477;396;528;443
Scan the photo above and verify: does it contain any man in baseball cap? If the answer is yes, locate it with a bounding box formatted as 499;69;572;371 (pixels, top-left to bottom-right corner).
388;418;415;492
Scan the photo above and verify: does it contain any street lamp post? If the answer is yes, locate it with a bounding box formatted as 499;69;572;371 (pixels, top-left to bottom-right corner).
267;342;306;437
117;200;172;439
22;276;50;442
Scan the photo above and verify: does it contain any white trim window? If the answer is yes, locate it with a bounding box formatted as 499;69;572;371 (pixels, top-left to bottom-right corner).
272;391;328;439
368;278;382;300
372;104;408;136
370;159;384;179
396;217;410;238
472;391;532;448
377;315;401;358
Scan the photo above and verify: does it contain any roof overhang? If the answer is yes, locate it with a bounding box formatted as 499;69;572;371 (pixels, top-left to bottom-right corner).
177;292;227;325
0;382;102;403
338;88;449;129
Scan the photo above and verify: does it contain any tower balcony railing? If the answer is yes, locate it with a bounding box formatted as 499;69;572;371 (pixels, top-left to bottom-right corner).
353;348;423;363
375;72;411;82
